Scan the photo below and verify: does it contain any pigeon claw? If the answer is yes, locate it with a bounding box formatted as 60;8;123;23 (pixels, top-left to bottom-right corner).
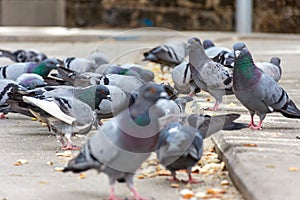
0;113;8;119
62;144;81;150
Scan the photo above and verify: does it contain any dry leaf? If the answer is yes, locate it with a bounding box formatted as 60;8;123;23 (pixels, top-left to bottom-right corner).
54;167;64;172
180;189;194;199
156;170;171;176
47;161;54;166
31;117;38;121
78;173;87;179
56;151;72;157
243;143;257;147
137;175;145;179
170;183;180;188
221;180;230;186
14;159;28;166
207;188;226;195
39;181;47;184
288;167;298;172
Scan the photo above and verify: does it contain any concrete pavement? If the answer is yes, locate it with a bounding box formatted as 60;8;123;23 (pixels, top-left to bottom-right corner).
0;27;300;200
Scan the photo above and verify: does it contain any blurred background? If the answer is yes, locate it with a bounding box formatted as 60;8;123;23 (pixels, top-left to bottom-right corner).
0;0;298;33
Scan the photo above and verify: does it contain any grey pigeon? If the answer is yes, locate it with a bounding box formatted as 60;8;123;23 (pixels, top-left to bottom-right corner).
233;42;300;130
188;37;233;111
23;96;93;150
87;49;110;66
143;41;188;73
171;61;200;95
203;39;234;68
0;58;61;80
255;57;281;82
63;83;168;200
63;57;98;73
0;48;47;63
96;63;154;82
156;113;241;183
0;79;25;118
58;67;146;94
16;73;47;89
20;84;111;149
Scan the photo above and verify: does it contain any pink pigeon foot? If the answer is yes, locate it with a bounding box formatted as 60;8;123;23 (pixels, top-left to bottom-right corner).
207;102;220;111
130;187;150;200
0;113;7;119
62;144;81;150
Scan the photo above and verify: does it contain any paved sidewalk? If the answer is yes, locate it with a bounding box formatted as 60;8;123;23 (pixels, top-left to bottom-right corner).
0;27;300;200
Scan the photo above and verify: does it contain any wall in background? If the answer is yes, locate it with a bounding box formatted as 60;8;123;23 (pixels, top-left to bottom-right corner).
0;0;299;33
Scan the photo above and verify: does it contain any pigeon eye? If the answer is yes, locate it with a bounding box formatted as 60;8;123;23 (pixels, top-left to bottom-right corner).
149;88;156;94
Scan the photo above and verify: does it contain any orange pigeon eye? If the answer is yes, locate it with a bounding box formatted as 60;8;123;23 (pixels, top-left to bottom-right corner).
150;87;156;94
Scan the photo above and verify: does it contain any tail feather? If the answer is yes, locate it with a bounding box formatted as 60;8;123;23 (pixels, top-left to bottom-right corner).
0;49;17;62
278;100;300;119
199;113;241;138
63;142;100;173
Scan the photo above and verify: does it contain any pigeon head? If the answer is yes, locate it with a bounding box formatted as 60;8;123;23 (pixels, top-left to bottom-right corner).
187;37;202;47
233;42;248;58
270;57;281;66
203;39;215;49
139;83;168;103
95;85;111;105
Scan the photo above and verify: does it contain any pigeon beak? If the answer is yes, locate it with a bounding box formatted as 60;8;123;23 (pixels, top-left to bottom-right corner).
234;50;241;58
106;95;112;101
187;43;192;49
160;91;168;99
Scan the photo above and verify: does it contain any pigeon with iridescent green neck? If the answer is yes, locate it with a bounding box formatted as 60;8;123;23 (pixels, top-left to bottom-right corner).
233;42;300;130
0;58;61;80
63;83;168;200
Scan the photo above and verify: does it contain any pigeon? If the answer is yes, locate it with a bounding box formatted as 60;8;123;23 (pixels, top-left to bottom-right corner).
58;66;146;94
143;41;188;73
96;64;154;82
171;61;201;95
63;57;98;73
255;57;281;82
63;83;168;200
0;79;25;118
20;84;111;149
188;37;233;111
0;58;61;80
156;84;193;115
0;48;47;63
96;85;131;126
23;96;94;150
156;113;241;183
233;42;300;130
87;49;110;66
16;73;47;89
203;39;234;68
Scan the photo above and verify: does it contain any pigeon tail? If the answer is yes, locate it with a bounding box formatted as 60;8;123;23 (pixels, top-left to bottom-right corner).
0;49;16;62
142;53;157;62
63;142;100;173
199;113;241;138
278;100;300;119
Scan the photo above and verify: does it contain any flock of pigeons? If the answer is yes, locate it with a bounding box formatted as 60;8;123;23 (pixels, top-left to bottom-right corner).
1;36;300;200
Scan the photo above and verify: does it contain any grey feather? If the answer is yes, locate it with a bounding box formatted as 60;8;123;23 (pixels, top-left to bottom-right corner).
255;57;281;82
